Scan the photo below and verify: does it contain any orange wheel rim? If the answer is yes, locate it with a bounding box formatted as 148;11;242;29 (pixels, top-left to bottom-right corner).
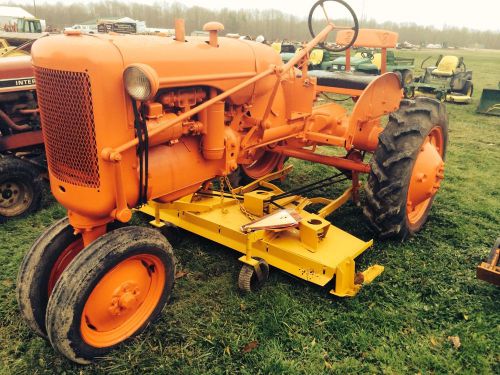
48;238;84;295
80;254;165;348
407;126;445;226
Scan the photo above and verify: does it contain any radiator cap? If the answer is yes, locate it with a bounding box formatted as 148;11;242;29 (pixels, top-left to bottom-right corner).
64;29;82;36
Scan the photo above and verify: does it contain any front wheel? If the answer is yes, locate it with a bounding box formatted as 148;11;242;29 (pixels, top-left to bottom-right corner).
364;97;448;239
45;226;175;364
17;217;84;338
17;218;125;338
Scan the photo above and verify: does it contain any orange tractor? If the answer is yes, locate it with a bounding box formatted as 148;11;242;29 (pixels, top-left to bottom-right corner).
16;0;448;363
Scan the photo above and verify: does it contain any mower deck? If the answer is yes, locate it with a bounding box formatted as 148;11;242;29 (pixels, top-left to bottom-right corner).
139;168;383;297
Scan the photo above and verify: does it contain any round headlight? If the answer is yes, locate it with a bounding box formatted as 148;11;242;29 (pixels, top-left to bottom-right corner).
123;64;159;101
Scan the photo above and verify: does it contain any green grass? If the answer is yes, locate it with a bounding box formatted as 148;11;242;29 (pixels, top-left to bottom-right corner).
1;48;499;374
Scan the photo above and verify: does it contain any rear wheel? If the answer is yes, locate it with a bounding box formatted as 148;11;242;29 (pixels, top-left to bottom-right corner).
0;156;43;222
364;97;448;239
45;226;175;364
238;258;269;293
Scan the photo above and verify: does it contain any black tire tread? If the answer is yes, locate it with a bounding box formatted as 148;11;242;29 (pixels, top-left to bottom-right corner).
364;97;448;239
237;259;269;294
16;217;74;338
45;226;174;364
238;265;254;293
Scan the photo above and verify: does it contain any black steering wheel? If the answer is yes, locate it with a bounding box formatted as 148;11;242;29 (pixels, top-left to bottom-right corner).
308;0;359;53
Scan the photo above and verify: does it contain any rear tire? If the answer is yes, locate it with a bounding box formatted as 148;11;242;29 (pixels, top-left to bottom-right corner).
45;226;175;364
0;156;43;222
364;97;448;239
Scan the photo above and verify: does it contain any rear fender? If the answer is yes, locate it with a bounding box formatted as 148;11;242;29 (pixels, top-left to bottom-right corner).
346;73;402;150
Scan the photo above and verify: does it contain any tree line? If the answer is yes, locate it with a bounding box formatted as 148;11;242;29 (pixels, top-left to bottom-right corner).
10;1;500;49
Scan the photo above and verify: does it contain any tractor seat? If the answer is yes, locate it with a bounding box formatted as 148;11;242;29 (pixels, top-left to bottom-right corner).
432;56;459;77
308;70;376;90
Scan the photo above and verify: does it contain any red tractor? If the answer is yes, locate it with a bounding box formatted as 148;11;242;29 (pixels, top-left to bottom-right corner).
0;53;44;222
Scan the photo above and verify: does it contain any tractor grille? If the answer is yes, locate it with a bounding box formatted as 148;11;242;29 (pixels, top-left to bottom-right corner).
35;67;100;188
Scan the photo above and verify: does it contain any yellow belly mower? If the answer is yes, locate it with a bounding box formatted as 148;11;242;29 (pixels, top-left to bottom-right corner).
139;166;383;297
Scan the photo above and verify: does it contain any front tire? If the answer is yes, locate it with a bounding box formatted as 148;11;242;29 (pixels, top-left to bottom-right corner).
45;226;175;364
364;97;448;239
17;218;124;338
17;217;84;338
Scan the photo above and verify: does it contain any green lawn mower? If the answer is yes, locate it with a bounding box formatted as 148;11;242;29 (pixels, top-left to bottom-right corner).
272;41;341;71
409;55;473;104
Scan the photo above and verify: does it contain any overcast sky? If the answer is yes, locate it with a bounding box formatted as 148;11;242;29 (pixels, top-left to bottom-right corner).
17;0;500;31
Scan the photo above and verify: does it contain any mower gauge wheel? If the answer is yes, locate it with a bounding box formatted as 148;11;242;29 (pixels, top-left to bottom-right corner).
238;258;269;293
308;0;359;53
